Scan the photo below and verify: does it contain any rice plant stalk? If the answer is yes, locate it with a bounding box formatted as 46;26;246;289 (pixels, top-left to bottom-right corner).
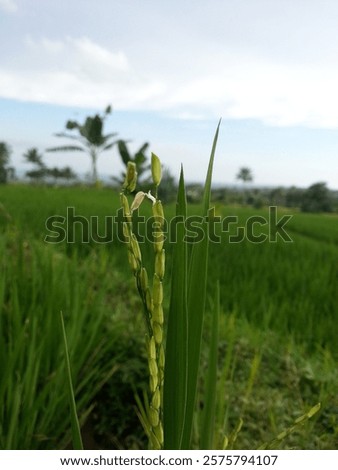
120;155;165;449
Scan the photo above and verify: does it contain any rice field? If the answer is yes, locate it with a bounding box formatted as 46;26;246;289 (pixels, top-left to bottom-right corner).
0;183;337;449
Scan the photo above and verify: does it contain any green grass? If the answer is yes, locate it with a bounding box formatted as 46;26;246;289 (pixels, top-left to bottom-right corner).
213;229;338;352
0;182;337;449
0;214;146;449
1;236;99;448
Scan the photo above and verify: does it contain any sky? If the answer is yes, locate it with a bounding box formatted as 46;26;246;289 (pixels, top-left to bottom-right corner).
1;0;338;188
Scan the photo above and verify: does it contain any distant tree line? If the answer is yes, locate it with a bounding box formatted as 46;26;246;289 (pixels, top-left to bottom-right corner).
185;165;337;213
23;148;77;184
209;181;336;213
1;106;337;212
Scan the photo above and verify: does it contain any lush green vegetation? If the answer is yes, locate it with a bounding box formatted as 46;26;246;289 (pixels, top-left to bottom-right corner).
0;183;337;449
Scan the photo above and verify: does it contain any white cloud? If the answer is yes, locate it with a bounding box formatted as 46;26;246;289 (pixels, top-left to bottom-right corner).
1;35;338;129
157;56;338;129
0;36;165;109
23;35;130;76
0;0;17;13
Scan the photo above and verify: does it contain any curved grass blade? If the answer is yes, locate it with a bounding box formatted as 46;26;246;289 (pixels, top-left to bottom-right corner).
60;311;83;450
163;167;189;449
181;120;221;448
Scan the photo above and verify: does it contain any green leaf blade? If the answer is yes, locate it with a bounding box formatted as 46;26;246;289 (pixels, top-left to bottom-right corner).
60;312;83;450
163;167;189;450
181;119;221;449
46;145;85;152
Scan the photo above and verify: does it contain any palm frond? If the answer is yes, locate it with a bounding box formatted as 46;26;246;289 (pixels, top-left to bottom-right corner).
102;132;118;142
46;146;85;153
102;142;116;151
54;133;81;140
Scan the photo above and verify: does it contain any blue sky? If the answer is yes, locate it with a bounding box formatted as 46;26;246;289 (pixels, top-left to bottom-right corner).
1;0;338;188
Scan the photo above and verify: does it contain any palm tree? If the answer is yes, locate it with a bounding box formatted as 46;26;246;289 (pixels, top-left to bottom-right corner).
114;140;150;187
23;148;45;168
236;167;253;205
23;148;47;183
236;167;253;184
47;105;117;184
